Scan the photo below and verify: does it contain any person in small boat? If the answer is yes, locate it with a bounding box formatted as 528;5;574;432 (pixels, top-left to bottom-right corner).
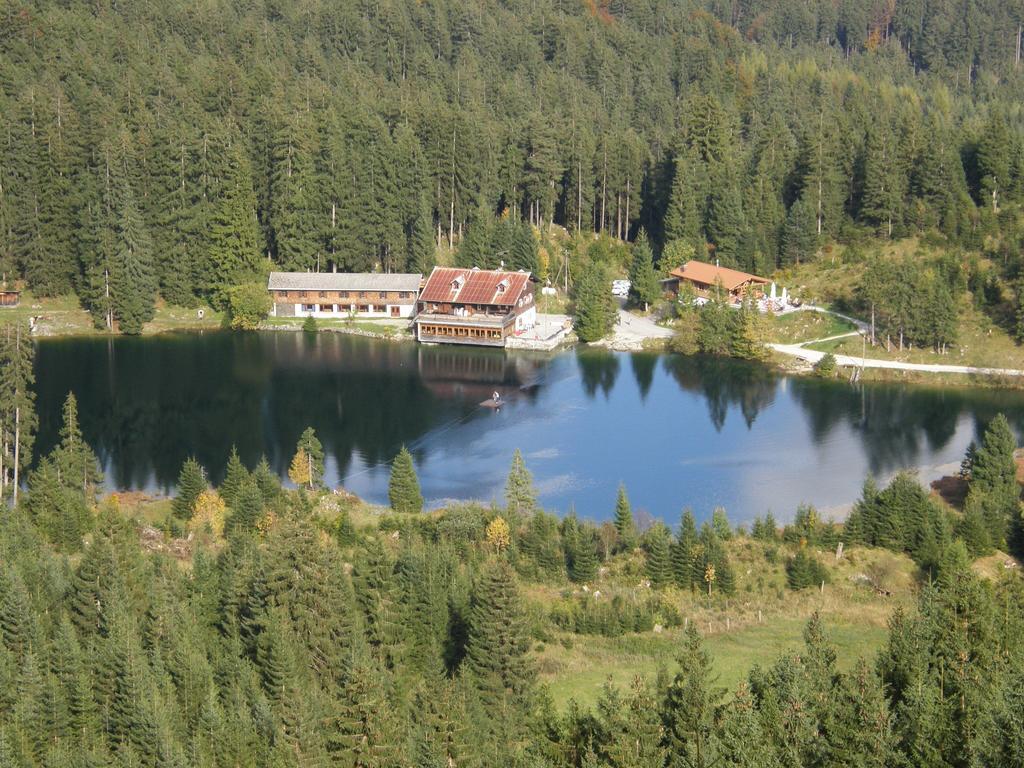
492;391;501;403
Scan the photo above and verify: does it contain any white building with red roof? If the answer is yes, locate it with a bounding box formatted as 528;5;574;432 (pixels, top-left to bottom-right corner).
415;267;536;347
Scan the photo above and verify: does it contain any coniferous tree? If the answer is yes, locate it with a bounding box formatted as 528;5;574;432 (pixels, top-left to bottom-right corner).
644;526;671;589
662;624;724;768
672;509;699;589
464;559;535;720
25;458;90;551
628;229;660;311
52;392;102;500
220;446;248;507
664;149;705;256
227;476;264;537
613;484;637;551
172;457;206;519
965;414;1019;548
204;139;262;309
388;445;424;514
0;322;36;506
568;527;599;584
109;176;157;334
504;449;536;517
780;196;818;266
289;427;324;491
574;263;616;342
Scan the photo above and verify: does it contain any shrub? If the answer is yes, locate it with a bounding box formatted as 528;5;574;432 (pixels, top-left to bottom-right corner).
813;352;837;377
227;283;272;330
785;547;830;590
303;314;318;333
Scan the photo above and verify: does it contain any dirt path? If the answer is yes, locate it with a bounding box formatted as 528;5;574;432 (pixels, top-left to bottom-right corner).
770;341;1024;377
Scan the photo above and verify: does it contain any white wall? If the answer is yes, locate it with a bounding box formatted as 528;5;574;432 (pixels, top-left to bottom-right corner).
286;303;415;319
514;306;537;331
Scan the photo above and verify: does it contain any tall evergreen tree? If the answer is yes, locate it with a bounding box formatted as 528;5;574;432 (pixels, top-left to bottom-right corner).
464;559;535;726
388;445;424;514
505;449;536;517
628;229;661;311
613;484;637;551
52;392;102;500
172;457;206;519
574;263;616;342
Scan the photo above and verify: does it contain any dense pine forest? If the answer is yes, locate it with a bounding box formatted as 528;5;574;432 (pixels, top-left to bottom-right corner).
3;0;1024;332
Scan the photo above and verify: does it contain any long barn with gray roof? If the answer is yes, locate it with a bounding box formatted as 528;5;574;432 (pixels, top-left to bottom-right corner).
267;272;422;319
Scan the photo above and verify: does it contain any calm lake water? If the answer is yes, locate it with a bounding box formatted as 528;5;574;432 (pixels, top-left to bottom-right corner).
33;331;1024;524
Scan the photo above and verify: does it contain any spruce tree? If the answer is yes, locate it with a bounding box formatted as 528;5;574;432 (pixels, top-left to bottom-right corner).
227;476;264;537
663;624;725;767
252;455;282;504
645;527;671;589
25;458;90;551
464;559;535;718
613;484;638;551
573;263;616;342
664;148;705;254
862;123;904;238
172;457;206;519
110;178;157;334
52;392;102;499
504;449;537;517
569;528;598;584
628;229;660;311
388;445;424;514
672;509;698;589
781;196;817;266
965;413;1019;547
219;446;248;507
204;139;261;309
706;164;745;266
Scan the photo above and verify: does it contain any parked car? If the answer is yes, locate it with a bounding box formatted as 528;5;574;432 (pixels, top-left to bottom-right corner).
611;279;631;298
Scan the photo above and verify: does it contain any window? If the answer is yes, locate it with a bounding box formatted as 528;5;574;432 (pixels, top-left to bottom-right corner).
339;291;348;299
359;291;366;299
299;291;308;298
378;291;386;300
358;305;369;313
319;291;326;298
302;304;316;312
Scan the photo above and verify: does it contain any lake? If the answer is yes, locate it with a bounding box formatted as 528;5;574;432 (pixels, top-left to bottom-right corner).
32;331;1024;525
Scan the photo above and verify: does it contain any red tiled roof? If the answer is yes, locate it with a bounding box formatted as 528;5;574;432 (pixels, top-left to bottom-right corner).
669;260;769;292
419;267;531;306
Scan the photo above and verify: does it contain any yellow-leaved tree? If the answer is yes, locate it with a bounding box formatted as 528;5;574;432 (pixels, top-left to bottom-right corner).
188;490;226;541
485;516;511;554
288;449;311;488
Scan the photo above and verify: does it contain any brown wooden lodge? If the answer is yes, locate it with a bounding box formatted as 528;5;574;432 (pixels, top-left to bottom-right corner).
414;267;537;347
0;290;20;308
663;260;769;301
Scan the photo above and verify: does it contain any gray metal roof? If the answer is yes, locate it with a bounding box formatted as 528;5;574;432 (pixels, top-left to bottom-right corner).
267;272;422;292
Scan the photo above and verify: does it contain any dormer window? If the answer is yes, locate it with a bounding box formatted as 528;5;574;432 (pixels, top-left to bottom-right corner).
451;275;465;291
496;278;510;293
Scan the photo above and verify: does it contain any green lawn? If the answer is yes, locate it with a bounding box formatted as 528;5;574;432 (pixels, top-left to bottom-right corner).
540;614;888;710
1;292;224;336
767;311;857;344
263;316;412;338
805;301;1024;371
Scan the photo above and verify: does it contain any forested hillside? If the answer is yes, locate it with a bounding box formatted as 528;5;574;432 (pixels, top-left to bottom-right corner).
0;409;1023;767
3;0;1024;331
